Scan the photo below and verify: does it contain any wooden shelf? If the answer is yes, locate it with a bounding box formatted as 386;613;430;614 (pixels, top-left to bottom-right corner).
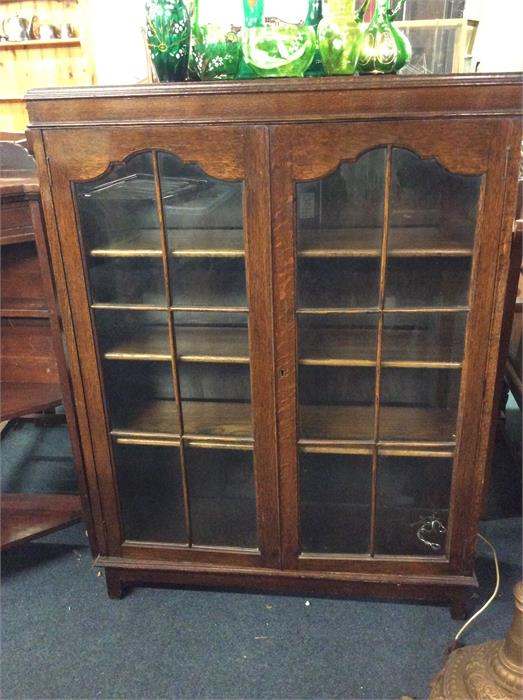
298;226;473;258
0;297;49;318
300;328;463;368
104;326;249;364
0;381;62;420
111;400;253;441
90;228;244;258
101;325;462;368
299;405;457;443
1;494;82;551
109;399;454;445
0;39;81;50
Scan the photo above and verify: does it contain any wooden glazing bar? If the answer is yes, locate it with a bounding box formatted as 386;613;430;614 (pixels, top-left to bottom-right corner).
299;358;376;367
382;306;470;314
299;445;374;456
170;305;249;313
297;308;380;315
381;360;462;369
152;151;192;546
298;438;456;450
378;449;454;458
184;440;253;451
297;306;470;315
114;437;181;447
370;145;393;557
91;303;168;311
90;250;163;258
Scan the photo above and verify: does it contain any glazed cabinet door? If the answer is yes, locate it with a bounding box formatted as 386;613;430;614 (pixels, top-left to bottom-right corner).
43;126;279;568
271;119;514;574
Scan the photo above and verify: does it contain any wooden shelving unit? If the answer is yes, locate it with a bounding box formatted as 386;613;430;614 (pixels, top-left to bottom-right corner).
0;0;94;131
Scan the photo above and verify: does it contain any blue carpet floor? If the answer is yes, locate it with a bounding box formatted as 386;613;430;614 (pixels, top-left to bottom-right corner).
1;405;521;700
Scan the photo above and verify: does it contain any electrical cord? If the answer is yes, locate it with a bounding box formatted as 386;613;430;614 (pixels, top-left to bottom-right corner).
453;532;501;643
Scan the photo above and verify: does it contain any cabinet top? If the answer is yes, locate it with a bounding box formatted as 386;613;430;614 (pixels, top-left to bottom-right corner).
26;73;522;128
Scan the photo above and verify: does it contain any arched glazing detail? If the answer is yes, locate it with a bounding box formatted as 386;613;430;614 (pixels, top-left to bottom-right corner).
75;151;257;548
295;146;481;557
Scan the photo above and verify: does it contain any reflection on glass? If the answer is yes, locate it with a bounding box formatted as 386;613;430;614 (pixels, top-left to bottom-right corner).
76;152;161;254
103;360;178;437
379;368;461;442
385;257;471;309
375;455;452;555
179;362;252;439
158;152;244;257
382;312;467;365
297;147;386;256
299;366;375;441
186;447;257;547
173;311;249;363
299;313;378;366
89;258;166;307
170;258;247;309
95;309;170;361
389;148;480;252
114;443;186;543
298;258;380;309
300;452;372;553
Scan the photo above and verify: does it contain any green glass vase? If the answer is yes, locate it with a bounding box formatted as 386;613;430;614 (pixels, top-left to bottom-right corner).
318;0;370;75
242;0;319;78
145;0;190;82
357;0;411;74
190;0;242;80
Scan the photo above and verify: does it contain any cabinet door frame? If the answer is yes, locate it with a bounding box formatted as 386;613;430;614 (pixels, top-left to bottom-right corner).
270;117;519;575
39;125;280;569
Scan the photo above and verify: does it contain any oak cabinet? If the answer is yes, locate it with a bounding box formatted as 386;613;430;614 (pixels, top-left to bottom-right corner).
26;74;522;615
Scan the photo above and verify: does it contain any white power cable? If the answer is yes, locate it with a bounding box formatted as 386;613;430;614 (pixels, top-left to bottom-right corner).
454;532;501;643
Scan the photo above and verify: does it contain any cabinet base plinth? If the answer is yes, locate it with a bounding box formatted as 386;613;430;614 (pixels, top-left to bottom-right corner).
96;556;476;615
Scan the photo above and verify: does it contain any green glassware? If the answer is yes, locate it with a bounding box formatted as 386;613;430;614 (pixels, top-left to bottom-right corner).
318;0;370;75
242;0;319;78
190;0;242;80
357;0;411;74
145;0;190;82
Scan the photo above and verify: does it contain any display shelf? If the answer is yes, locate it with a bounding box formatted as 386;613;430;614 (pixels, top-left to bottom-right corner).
298;226;474;258
299;404;457;443
110;399;252;441
300;327;463;368
104;326;249;364
0;39;81;50
0;297;49;318
90;228;244;258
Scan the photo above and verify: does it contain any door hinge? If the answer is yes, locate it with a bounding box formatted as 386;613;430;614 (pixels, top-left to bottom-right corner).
503;146;511;180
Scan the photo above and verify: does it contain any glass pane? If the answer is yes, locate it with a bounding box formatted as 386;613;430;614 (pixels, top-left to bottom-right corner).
298;258;380;309
76;152;161;254
88;257;166;307
173;311;249;363
170;258;247;309
379;368;461;442
114;443;186;543
179;363;252;438
297;147;386;255
103;360;178;438
375;455;452;555
186;447;257;547
389;148;480;251
382;312;467;365
299;366;375;441
300;452;372;553
95;309;170;360
299;313;378;365
385;258;471;309
158;151;243;256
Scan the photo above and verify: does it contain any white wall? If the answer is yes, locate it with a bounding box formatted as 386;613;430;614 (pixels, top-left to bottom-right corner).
465;0;523;72
87;0;149;84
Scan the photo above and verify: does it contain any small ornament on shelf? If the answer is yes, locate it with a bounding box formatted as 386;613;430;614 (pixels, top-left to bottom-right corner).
357;0;411;74
145;0;191;82
318;0;370;75
241;0;321;78
190;0;243;80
